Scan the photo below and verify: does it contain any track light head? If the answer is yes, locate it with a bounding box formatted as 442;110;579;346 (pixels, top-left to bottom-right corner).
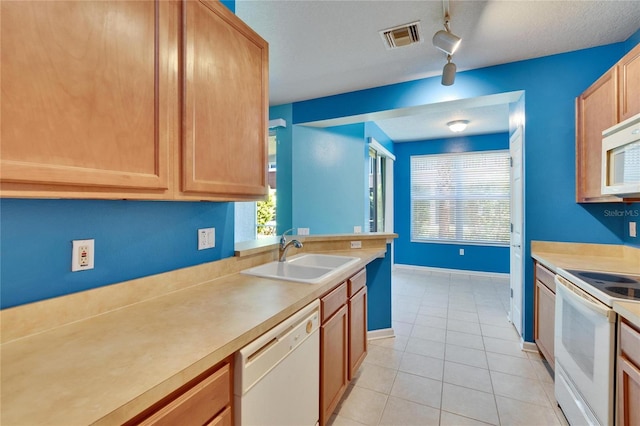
432;29;461;55
441;55;456;86
432;16;461;55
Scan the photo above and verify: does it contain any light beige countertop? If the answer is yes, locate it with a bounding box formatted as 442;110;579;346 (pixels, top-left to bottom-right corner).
531;241;639;275
613;301;640;329
1;235;392;426
531;240;640;327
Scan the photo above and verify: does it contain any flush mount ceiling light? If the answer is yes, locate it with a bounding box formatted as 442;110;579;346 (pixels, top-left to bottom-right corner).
447;120;469;132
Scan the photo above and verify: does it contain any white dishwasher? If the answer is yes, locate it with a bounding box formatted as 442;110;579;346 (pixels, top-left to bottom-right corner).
234;299;320;426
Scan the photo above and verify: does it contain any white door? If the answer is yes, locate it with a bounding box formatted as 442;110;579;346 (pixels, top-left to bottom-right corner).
509;127;524;336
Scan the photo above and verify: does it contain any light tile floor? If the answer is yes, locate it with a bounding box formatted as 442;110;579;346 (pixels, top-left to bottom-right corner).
329;268;569;426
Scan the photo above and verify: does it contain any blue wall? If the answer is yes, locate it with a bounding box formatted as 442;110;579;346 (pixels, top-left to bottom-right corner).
366;245;392;331
292;124;368;234
365;122;395;154
394;133;510;273
0;199;234;309
281;41;639;342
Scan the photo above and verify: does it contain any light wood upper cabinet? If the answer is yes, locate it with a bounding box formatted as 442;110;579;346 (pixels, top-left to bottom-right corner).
618;43;640;122
180;0;268;199
575;42;640;203
576;68;621;203
1;0;173;198
0;0;268;202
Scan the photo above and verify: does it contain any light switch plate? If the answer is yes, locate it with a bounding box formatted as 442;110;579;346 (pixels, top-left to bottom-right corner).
354;226;362;233
298;228;309;235
631;221;637;238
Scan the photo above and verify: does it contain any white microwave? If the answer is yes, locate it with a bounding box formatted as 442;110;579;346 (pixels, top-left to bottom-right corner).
601;112;640;197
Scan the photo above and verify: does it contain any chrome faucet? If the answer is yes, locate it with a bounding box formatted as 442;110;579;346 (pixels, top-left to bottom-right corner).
279;228;303;262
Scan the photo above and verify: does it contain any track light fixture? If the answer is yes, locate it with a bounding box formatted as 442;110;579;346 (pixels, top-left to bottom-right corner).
433;5;461;86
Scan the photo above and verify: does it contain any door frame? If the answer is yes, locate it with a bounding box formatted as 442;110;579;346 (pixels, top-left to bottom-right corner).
509;125;525;337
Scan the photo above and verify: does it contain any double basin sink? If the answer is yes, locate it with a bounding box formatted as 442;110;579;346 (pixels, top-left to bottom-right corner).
241;254;360;284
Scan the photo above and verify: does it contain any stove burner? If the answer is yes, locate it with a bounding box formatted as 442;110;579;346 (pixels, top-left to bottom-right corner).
566;269;640;302
576;271;637;284
605;286;640;298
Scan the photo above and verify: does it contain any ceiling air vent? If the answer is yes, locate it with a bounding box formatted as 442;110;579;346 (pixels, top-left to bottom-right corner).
380;21;423;50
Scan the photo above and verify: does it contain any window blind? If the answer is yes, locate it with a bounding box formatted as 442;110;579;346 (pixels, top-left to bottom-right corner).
410;150;510;245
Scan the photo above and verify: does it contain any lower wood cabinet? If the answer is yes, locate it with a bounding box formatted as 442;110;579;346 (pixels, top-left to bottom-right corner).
617;319;640;426
348;269;368;380
534;262;555;370
124;358;233;426
320;269;368;426
320;283;349;426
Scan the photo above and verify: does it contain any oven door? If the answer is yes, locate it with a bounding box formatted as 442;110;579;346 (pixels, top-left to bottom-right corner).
554;275;616;426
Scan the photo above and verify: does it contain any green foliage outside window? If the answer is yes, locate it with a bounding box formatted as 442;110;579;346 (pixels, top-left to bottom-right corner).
257;188;276;236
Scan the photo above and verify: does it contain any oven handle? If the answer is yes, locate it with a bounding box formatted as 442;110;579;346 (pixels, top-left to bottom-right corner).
555;274;616;322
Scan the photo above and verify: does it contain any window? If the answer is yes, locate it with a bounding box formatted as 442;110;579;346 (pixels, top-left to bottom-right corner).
369;147;386;232
234;132;277;243
411;150;510;245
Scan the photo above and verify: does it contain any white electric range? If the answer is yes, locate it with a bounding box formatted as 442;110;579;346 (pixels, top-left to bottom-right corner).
554;268;640;426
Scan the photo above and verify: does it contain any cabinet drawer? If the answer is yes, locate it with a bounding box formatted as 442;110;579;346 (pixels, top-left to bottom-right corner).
139;363;231;426
348;269;366;297
207;406;232;426
621;320;640;368
321;282;347;324
535;263;556;293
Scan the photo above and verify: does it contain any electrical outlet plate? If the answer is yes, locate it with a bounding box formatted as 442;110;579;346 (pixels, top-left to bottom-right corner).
631;222;637;238
354;226;362;233
72;239;94;272
198;228;215;250
350;241;362;249
459;248;465;256
298;228;309;235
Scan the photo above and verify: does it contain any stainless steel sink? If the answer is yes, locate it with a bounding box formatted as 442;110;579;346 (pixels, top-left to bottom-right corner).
241;254;360;284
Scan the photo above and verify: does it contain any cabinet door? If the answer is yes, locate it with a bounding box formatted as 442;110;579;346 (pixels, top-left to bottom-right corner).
576;68;621;203
617;357;640;426
534;280;555;370
320;304;348;426
1;0;171;197
618;43;640;122
181;0;268;199
348;286;367;380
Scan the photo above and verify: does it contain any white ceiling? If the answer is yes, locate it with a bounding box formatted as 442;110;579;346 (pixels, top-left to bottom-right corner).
236;0;640;142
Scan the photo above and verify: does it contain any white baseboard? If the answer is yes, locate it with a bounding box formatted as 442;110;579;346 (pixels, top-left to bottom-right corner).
521;340;539;352
367;328;394;340
393;263;509;279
